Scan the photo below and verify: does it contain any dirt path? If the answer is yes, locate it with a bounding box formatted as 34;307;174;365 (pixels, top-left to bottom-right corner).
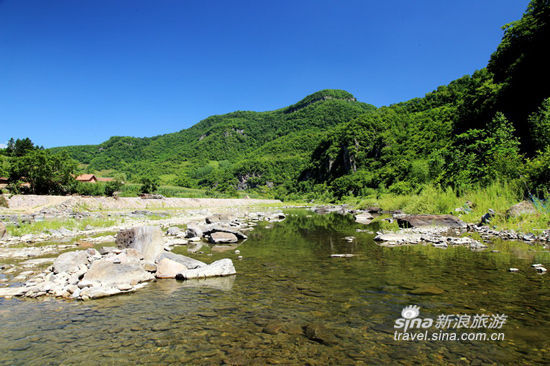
1;195;281;214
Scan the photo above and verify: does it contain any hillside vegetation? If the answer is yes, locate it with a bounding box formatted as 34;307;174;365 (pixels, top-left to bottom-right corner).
2;0;549;210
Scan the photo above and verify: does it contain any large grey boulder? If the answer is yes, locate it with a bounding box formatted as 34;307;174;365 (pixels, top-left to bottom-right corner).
82;258;154;287
156;251;206;269
507;201;537;218
209;232;238;244
53;250;89;274
205;213;234;224
116;226;164;262
395;214;466;228
156;258;187;279
176;258;236;280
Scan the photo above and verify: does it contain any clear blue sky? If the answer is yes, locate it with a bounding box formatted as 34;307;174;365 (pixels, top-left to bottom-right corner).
0;0;530;148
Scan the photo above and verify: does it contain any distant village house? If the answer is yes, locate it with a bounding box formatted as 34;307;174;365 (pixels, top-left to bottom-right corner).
75;174;114;183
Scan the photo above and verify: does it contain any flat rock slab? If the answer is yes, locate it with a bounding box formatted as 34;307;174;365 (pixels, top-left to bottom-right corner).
395;214;466;228
83;259;154;287
53;250;89;274
116;226;164;262
354;213;374;225
209;232;239;244
156;251;206;269
0;287;27;297
176;258;236;280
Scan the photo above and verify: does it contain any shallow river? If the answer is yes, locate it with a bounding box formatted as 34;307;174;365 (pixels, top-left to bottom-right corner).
0;210;549;365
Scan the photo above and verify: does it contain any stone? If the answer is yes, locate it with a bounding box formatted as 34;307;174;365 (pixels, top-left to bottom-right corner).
185;224;203;238
156;251;205;269
330;254;356;258
156;258;188;279
507;201;537;218
205;213;233;224
395;214;466;228
409;285;445;295
0;287;27;297
303;323;336;345
82;258;154;287
142;261;157;272
509;268;519;272
203;226;247;240
354;212;374;225
209;232;238;244
0;221;6;239
115;226;164;262
176;258;236;280
80;286;121;299
53;250;89;274
166;227;181;236
77;240;94;248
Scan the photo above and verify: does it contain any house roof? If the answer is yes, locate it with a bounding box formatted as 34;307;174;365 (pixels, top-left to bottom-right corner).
97;177;114;182
76;174;96;181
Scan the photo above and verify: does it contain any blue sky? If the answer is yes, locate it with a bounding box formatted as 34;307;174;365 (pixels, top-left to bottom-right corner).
0;0;530;148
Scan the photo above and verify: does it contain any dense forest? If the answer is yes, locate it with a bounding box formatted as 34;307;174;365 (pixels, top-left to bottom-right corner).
1;0;549;201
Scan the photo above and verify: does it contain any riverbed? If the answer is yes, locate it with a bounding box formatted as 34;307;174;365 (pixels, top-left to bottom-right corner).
0;210;548;364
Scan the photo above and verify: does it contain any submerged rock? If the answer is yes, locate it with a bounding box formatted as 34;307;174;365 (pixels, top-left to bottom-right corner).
303;323;337;345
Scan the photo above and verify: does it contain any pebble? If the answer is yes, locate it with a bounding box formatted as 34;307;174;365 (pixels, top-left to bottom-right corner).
509;268;519;272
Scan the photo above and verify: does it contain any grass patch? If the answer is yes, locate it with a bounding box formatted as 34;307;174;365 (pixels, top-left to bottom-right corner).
6;217;118;236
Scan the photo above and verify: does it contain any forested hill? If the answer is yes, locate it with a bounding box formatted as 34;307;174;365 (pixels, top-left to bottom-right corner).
51;89;375;185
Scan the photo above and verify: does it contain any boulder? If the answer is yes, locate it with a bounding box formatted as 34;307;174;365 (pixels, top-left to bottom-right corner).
176;258;236;280
209;232;238;244
395;214;466;228
82;258;154;287
303;323;337;345
156;258;188;279
354;212;374;225
156;251;206;269
53;250;89;274
203;226;247;240
507;201;537;218
115;226;164;262
205;213;234;224
166;227;181;236
0;221;5;239
185;224;203;238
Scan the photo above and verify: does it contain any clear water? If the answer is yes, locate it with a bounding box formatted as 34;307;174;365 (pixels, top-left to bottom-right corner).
0;210;549;365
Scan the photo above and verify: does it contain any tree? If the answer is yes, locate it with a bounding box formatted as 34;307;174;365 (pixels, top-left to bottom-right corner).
528;97;550;152
104;179;123;196
139;177;159;194
8;150;77;195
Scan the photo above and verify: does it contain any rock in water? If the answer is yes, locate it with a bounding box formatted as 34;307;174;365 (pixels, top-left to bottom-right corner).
83;258;154;287
395;214;466;228
176;258;236;280
209;232;238;244
116;226;164;262
53;250;89;274
303;323;337;345
507;201;537;218
156;258;188;279
354;212;374;225
156;252;206;269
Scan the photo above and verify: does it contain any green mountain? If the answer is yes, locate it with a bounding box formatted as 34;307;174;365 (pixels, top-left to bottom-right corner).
51;89;375;187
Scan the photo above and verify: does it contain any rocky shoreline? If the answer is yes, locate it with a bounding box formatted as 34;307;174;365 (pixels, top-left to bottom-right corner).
0;206;286;300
